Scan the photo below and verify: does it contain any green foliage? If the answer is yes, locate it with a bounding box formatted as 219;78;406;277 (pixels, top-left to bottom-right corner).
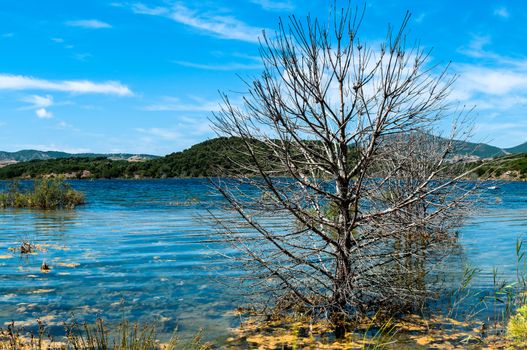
466;153;527;179
0;178;85;209
507;305;527;346
0;137;360;179
0;137;254;179
1;318;210;350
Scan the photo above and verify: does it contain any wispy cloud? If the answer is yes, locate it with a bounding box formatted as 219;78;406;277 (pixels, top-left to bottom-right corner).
456;36;527;99
454;64;527;97
135;127;180;140
132;3;168;16
143;96;220;112
0;74;132;96
173;60;262;71
130;2;266;43
250;0;294;11
21;94;54;118
14;143;91;153
72;53;92;62
56;120;72;129
414;13;426;24
22;94;53;108
493;7;509;18
65;19;112;29
453;36;527;146
136;117;212;146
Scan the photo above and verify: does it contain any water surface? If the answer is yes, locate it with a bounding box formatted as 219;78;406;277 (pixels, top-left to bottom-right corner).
0;179;525;341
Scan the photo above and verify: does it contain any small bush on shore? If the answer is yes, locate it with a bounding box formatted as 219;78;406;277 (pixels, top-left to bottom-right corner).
507;305;527;346
0;178;85;209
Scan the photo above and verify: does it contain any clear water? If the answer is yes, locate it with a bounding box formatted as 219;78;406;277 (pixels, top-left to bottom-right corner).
0;179;525;342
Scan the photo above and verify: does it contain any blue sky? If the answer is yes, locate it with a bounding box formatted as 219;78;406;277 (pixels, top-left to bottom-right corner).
0;0;525;155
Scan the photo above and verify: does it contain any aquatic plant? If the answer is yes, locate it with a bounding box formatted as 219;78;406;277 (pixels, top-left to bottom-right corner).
20;241;34;254
40;261;50;273
67;319;212;350
0;178;84;209
0;318;211;350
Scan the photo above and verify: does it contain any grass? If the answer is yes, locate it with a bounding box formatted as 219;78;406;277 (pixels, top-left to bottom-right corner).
507;305;527;347
0;318;211;350
0;178;84;209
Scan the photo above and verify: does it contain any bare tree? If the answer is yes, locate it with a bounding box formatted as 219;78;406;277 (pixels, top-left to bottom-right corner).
211;5;476;333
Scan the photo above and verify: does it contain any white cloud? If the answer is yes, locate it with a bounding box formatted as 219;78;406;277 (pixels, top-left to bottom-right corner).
131;2;266;43
36;108;53;119
455;37;527;100
51;37;64;43
0;74;132;96
132;3;168;16
21;94;54;118
455;64;527;97
65;19;112;29
452;37;527;147
494;7;509;18
22;94;53;108
250;0;294;11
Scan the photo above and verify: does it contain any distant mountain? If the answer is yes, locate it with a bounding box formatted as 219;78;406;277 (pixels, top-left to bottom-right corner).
0;136;526;180
451;140;507;159
0;150;159;163
505;142;527;155
0;137;248;179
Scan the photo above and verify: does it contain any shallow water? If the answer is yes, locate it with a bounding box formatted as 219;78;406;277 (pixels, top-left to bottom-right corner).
0;179;525;342
0;179;237;341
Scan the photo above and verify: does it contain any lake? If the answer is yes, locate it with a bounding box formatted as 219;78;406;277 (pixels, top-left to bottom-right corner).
0;179;525;342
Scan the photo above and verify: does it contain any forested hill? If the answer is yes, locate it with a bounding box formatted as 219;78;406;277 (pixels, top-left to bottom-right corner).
0;137;251;179
0;150;157;162
0;136;525;180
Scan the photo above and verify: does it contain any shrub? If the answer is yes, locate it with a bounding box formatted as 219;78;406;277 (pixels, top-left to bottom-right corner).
0;178;85;209
507;305;527;346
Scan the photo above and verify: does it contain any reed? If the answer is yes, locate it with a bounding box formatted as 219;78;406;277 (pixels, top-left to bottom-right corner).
0;318;210;350
0;178;84;209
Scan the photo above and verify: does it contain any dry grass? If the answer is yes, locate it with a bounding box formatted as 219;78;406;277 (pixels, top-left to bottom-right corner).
0;319;211;350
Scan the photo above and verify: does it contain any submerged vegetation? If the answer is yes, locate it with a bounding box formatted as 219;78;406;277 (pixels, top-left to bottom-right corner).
0;178;85;209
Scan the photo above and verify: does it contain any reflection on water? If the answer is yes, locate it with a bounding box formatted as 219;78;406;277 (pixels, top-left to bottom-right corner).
0;179;525;342
0;179;236;341
461;182;527;288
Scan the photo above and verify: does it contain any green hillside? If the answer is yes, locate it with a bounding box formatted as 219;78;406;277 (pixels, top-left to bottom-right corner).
451;140;506;158
469;153;527;180
0;150;158;162
0;136;525;180
0;137;250;179
505;142;527;155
